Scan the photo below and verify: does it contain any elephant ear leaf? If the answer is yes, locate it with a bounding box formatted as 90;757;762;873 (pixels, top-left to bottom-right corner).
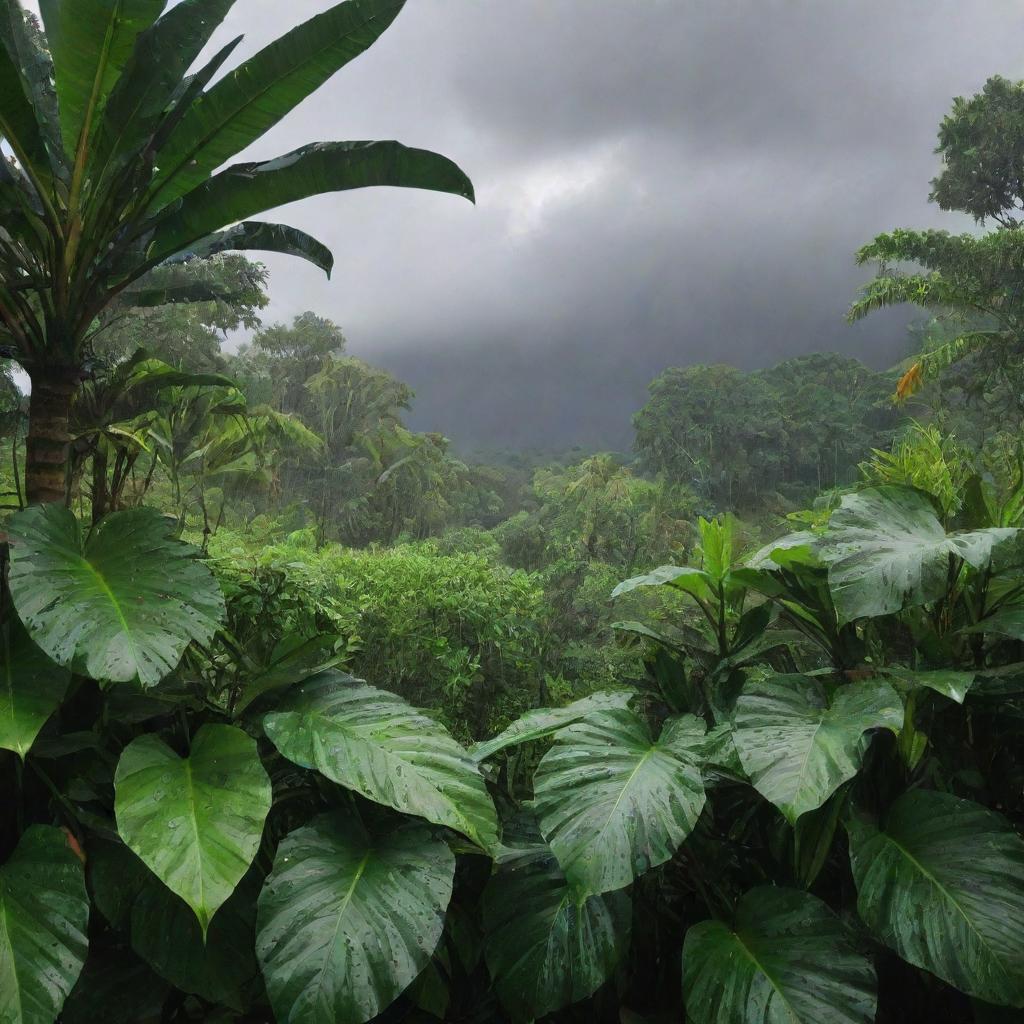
263;671;498;852
848;790;1024;1006
819;485;1017;622
532;710;707;894
7;505;225;687
0;825;90;1024
682;886;877;1024
114;724;271;935
256;812;454;1024
0;617;70;759
482;843;630;1022
732;674;903;823
470;690;633;762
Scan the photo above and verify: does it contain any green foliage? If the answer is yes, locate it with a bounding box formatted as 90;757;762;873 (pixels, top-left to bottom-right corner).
634;355;898;507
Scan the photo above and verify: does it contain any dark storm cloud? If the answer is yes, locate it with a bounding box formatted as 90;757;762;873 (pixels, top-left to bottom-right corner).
47;0;1024;447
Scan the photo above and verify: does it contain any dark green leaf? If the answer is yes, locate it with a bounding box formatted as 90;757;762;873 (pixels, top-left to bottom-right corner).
256;812;454;1024
483;845;630;1022
148;140;474;265
849;790;1024;1006
150;0;405;205
682;886;876;1024
175;221;335;277
0;826;90;1024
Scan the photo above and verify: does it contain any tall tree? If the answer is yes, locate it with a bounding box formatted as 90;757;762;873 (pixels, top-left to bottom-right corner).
0;0;473;504
851;76;1024;398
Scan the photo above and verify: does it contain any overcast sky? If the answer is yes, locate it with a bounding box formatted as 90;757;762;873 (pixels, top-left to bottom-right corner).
30;0;1024;448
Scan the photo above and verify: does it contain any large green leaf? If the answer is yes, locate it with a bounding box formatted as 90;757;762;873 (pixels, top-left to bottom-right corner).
114;723;271;934
682;886;876;1024
820;486;1017;622
256;812;454;1024
611;564;713;601
7;505;225;687
177;220;335;277
39;0;166;158
0;826;90;1024
264;671;498;851
147;140;473;265
94;0;238;174
482;844;630;1022
732;674;903;823
848;790;1024;1006
0;618;70;758
532;709;706;894
0;1;53;181
470;690;633;762
149;0;404;206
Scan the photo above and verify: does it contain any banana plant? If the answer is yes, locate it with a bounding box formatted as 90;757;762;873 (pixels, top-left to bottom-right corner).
0;0;473;505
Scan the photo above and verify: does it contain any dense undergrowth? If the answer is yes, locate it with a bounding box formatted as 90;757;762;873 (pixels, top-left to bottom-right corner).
2;1;1024;1022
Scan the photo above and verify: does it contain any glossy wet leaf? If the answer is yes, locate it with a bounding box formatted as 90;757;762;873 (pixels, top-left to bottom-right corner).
820;486;1017;622
470;690;633;762
264;671;497;851
114;723;271;933
256;812;454;1024
7;505;225;687
848;790;1024;1006
733;674;903;822
0;825;90;1024
682;886;876;1024
611;564;713;601
483;844;630;1022
0;617;69;758
882;666;976;703
533;709;706;894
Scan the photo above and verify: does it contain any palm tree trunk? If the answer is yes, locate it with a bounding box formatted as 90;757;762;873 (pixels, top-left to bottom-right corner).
25;369;77;506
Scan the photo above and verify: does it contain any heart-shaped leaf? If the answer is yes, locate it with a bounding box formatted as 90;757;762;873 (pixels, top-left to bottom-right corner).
256;812;454;1024
682;886;877;1023
733;674;903;822
848;790;1024;1006
7;505;225;687
532;710;706;894
0;618;70;758
482;843;630;1022
264;671;498;851
114;723;271;934
0;826;90;1024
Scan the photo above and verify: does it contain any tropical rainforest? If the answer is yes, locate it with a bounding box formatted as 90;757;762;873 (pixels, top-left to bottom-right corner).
0;2;1023;1024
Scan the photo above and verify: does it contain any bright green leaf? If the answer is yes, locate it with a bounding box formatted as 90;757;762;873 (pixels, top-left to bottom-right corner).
264;671;498;851
733;674;903;823
533;710;706;894
0;618;69;758
7;505;225;687
611;564;712;601
470;690;633;762
114;723;271;934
